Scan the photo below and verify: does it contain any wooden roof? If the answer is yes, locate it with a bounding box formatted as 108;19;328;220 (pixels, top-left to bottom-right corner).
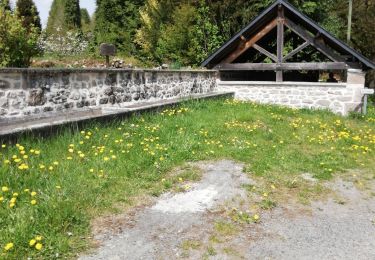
201;0;375;71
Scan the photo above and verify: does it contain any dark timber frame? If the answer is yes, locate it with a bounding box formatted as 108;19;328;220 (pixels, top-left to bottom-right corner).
202;0;375;82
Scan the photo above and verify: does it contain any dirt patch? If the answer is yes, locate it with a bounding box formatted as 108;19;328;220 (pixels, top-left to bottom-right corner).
80;161;375;260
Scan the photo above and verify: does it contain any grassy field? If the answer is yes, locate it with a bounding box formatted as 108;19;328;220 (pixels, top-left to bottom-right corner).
0;98;374;259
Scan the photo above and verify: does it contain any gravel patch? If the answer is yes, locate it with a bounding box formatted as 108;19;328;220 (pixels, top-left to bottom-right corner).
80;161;375;260
80;160;250;260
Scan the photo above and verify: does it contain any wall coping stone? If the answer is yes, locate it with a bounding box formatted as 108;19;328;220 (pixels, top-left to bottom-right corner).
217;81;347;88
0;92;233;138
0;68;217;74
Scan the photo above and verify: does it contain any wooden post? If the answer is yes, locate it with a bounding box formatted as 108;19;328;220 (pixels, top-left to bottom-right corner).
106;55;110;68
276;4;284;82
347;0;353;43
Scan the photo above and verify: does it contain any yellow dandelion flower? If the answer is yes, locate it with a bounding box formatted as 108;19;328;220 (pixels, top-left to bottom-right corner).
0;197;3;202
4;242;14;251
1;144;6;148
35;243;43;250
29;239;36;247
2;186;9;192
31;191;37;196
35;236;43;241
253;214;260;221
31;200;37;205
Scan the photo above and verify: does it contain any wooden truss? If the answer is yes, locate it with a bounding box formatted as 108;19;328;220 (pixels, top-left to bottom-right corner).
216;4;352;82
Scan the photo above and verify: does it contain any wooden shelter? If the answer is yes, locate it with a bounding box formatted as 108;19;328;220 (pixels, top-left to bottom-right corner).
202;0;375;82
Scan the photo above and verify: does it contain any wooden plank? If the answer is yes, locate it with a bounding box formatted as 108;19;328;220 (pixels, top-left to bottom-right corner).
276;4;284;82
220;19;278;64
252;44;278;62
215;62;348;71
284;18;346;63
283;41;310;61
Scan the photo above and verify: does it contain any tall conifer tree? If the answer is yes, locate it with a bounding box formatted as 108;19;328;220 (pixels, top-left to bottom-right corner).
16;0;41;32
46;0;81;35
94;0;144;54
64;0;81;30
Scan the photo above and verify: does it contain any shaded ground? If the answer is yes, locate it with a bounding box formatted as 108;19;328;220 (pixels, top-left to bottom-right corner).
80;160;375;260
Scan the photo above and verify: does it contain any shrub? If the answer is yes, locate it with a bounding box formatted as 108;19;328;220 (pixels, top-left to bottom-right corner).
39;29;91;57
0;7;40;67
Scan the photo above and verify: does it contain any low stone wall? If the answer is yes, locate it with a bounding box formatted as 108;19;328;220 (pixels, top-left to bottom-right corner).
218;81;365;115
0;69;217;119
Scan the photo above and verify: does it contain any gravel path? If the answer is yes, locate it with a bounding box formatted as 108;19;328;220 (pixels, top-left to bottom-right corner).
80;161;375;260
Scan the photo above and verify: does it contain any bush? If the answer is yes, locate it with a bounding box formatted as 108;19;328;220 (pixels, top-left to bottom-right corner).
39;29;91;57
0;7;40;67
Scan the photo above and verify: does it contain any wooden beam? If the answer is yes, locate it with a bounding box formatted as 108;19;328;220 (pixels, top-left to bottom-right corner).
220;19;278;64
215;62;348;71
284;18;346;63
276;4;285;82
252;44;278;62
283;41;310;61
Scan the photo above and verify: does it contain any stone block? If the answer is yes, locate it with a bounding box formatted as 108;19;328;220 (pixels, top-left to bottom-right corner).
347;69;365;85
43;106;53;112
99;97;109;104
28;88;46;106
316;100;331;107
0;108;7;115
0;98;8;108
337;96;352;102
0;80;11;89
302;99;314;104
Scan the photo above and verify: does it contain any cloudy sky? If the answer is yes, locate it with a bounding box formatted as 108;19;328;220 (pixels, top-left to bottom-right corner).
11;0;96;27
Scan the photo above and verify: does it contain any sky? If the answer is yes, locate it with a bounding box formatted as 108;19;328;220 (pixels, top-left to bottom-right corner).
11;0;97;27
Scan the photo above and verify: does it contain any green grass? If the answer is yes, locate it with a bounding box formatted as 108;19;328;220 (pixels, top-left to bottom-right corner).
0;99;374;259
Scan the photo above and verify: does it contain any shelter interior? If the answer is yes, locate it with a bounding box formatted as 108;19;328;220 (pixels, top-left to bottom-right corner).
202;0;375;83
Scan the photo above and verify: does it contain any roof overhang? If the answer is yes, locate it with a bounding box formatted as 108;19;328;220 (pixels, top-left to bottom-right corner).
201;0;375;71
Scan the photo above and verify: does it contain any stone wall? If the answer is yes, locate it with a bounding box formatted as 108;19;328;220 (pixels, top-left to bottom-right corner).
0;69;217;119
218;69;368;115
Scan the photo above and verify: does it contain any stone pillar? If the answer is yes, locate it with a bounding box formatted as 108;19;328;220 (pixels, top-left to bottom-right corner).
344;69;366;114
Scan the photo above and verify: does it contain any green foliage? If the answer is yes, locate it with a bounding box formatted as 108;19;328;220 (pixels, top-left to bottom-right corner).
80;8;91;32
46;0;81;35
46;0;65;35
64;0;81;30
136;0;223;66
188;1;224;65
94;0;144;55
154;4;196;64
16;0;41;32
0;0;11;10
0;6;40;67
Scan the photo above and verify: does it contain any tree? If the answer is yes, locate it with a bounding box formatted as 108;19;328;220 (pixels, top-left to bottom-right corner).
64;0;81;30
15;0;41;32
155;4;197;64
0;0;11;10
80;8;91;32
94;0;145;55
188;1;223;65
0;5;40;67
46;0;65;34
46;0;81;35
135;0;181;60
